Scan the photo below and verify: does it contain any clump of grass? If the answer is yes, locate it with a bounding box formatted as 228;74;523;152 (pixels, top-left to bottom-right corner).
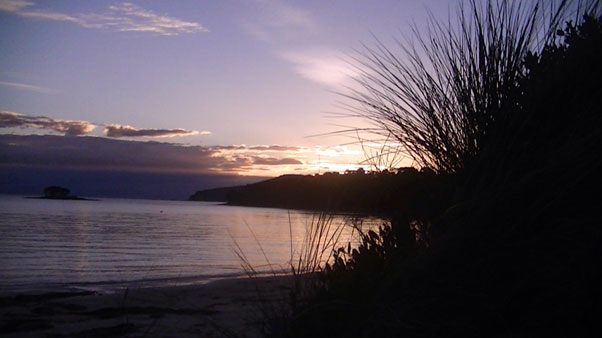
266;1;602;337
231;213;367;337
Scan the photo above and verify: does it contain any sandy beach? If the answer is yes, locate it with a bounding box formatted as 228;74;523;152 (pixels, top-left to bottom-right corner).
0;275;296;337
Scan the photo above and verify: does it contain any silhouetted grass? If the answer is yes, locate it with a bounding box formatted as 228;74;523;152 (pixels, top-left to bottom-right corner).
339;0;572;174
231;213;367;337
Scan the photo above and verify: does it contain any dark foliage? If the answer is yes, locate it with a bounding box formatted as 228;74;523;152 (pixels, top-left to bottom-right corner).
269;3;602;338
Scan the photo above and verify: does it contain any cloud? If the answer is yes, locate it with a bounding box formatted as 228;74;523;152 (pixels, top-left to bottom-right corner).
0;134;380;177
104;125;208;138
0;134;310;176
1;111;212;139
242;0;316;42
0;1;208;36
0;81;55;93
101;3;208;35
264;0;316;30
207;144;314;174
19;9;82;24
316;145;363;157
248;145;303;152
252;156;303;165
0;0;32;12
206;143;372;174
281;49;357;87
211;144;308;153
0;134;219;174
240;2;357;89
0;111;95;136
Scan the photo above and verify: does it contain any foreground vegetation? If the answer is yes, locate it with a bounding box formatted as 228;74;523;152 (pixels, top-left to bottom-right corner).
262;1;602;337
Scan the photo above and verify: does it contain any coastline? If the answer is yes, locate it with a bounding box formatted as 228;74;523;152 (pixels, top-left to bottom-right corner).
0;274;295;337
24;196;98;201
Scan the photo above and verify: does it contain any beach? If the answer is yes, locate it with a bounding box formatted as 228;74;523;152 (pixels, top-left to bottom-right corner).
0;274;295;337
0;197;362;337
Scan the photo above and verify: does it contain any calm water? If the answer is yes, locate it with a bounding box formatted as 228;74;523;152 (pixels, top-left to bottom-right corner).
0;195;381;294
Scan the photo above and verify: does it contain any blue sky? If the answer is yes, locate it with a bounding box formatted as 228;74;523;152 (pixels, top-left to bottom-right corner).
1;0;451;176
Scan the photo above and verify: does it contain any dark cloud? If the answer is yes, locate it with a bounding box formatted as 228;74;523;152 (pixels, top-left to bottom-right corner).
211;156;254;171
252;157;303;165
0;134;217;174
0;111;95;136
0;134;306;175
104;125;206;138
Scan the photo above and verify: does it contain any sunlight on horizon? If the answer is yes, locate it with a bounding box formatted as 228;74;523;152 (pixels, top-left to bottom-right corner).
1;0;435;195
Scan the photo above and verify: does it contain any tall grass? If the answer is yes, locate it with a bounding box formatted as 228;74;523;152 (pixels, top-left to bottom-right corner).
231;213;370;337
340;0;571;174
231;214;358;279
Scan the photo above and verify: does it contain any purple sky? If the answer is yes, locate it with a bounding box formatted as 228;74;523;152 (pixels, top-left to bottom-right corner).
1;0;451;176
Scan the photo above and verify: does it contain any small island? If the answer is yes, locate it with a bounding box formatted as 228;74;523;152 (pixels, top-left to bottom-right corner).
26;186;95;201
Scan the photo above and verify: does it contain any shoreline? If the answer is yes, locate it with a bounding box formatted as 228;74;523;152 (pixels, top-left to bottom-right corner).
0;274;296;337
0;270;274;297
24;196;98;201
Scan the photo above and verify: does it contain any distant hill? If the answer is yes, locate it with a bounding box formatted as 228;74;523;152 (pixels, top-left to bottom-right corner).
0;134;266;200
190;169;446;216
0;166;265;201
188;186;242;202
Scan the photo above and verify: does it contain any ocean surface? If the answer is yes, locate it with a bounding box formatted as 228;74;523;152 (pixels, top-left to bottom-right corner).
0;195;382;295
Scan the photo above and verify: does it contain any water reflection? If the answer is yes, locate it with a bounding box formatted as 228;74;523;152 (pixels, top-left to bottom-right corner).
0;196;383;293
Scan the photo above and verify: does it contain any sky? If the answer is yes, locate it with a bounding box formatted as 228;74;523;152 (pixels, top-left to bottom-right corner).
0;0;452;181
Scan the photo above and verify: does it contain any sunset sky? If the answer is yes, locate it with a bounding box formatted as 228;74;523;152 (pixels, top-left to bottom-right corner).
1;0;450;180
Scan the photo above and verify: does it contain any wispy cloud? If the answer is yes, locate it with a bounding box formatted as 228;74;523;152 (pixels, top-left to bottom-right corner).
104;124;208;138
0;111;211;139
212;144;306;153
0;1;208;36
0;111;95;136
0;0;32;12
0;81;55;93
281;49;357;87
240;1;357;89
316;145;363;157
248;145;303;152
264;0;316;30
242;0;316;42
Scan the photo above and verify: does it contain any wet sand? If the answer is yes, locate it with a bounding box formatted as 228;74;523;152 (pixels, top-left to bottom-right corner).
0;275;295;337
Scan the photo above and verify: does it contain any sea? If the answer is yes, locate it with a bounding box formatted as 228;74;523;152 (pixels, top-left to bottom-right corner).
0;195;382;295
